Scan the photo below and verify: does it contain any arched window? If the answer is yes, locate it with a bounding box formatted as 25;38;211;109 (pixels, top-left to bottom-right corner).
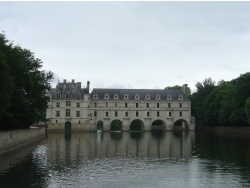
156;94;160;100
145;94;150;100
135;94;140;99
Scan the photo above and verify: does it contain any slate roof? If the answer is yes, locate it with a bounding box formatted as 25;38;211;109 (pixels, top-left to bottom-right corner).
90;88;188;100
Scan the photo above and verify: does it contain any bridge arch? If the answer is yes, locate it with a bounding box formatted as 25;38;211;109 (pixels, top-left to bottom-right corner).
110;119;123;132
96;120;104;131
130;119;144;131
173;119;189;131
151;119;166;131
65;121;71;132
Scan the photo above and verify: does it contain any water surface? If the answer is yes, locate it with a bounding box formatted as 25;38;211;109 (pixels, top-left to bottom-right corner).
1;131;250;188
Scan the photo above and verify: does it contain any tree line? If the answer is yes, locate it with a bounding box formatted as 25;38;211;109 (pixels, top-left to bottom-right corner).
165;72;250;126
190;73;250;126
0;33;53;130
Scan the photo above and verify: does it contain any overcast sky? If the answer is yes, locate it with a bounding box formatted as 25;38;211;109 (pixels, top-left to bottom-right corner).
1;2;250;92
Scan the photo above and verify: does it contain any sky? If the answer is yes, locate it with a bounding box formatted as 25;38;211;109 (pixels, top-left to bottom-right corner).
1;2;250;92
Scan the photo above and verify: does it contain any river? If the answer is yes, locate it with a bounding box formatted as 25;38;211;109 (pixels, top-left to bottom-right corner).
0;131;250;188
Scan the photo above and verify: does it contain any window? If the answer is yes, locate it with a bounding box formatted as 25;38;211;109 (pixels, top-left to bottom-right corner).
76;94;80;99
169;112;172;117
106;111;108;117
157;111;160;117
125;111;128;117
146;103;149;108
168;103;171;108
157;103;159;108
105;102;108;108
179;95;183;100
156;95;160;99
66;101;71;106
66;109;70;117
115;111;118;117
56;103;60;107
105;94;109;99
115;102;118;108
56;120;57;123
94;111;97;117
125;102;128;108
136;111;139;117
124;94;128;99
94;102;97;108
56;111;60;117
114;94;118;99
66;94;71;99
56;94;60;99
79;120;81;124
180;111;182;117
136;103;139;108
147;112;150;117
179;103;182;108
145;94;150;99
135;94;139;99
76;111;80;117
167;95;171;100
77;103;80;107
93;94;98;99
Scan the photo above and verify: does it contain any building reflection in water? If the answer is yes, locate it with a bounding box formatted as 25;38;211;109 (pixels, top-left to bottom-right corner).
45;131;195;168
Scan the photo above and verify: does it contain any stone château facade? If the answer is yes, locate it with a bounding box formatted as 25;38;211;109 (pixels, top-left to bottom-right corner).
46;80;195;131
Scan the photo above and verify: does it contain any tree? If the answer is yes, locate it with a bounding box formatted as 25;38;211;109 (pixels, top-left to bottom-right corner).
245;98;250;124
0;33;53;129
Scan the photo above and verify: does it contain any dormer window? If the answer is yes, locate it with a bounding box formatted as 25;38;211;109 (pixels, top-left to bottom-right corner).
178;94;183;100
145;94;150;100
156;94;160;100
104;94;109;99
93;94;98;99
124;94;128;99
114;94;119;99
167;94;172;100
135;94;140;99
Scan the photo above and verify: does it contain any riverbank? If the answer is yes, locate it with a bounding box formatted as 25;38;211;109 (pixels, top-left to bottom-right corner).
196;125;250;137
0;128;45;154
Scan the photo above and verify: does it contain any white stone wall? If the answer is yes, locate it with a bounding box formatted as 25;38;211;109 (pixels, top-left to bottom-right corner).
90;98;194;131
46;94;91;131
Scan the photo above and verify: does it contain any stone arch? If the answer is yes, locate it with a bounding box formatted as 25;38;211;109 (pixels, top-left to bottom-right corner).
110;119;123;132
151;119;166;131
130;119;144;131
97;120;104;131
65;121;71;132
173;119;189;131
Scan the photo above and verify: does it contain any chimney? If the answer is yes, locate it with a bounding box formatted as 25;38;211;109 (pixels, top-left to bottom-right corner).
72;79;75;83
63;79;66;83
87;81;90;94
182;84;189;95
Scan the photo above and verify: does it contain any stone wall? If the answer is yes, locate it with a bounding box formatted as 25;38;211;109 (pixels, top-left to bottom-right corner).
0;128;45;154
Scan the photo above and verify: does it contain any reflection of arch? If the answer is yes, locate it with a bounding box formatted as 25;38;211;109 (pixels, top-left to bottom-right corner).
110;119;123;131
173;119;189;130
97;120;104;131
130;119;144;131
151;119;166;131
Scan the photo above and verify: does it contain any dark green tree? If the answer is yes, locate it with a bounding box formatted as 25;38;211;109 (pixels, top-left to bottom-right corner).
0;33;53;129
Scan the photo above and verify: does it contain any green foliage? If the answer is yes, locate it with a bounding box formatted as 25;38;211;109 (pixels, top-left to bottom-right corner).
245;98;250;124
191;73;250;126
0;33;53;129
